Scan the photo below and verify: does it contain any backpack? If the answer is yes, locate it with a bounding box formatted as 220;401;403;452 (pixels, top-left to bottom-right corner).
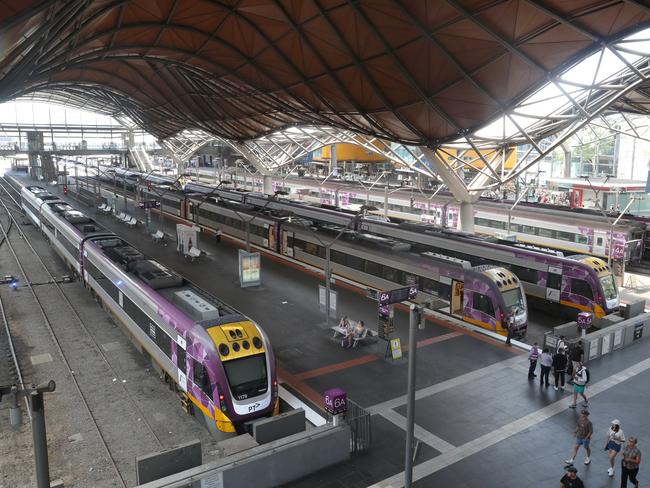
576;367;590;385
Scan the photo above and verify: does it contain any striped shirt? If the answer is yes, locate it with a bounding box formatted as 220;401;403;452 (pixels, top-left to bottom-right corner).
622;445;641;469
529;347;539;361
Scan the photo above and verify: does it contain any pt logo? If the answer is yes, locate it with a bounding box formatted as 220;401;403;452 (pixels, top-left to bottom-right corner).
248;402;261;412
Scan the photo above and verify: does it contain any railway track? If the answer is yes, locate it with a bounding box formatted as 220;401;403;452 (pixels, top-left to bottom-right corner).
0;177;164;486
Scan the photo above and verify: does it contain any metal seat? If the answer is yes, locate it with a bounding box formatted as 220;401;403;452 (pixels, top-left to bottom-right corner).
186;246;202;261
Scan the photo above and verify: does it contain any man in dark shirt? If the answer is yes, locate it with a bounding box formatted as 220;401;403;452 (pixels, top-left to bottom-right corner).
569;342;584;383
561;466;585;488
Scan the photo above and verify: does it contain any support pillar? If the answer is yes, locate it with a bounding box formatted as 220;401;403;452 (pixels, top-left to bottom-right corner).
263;175;273;196
27;131;44;180
459;201;474;233
563;146;572;178
329;144;338;177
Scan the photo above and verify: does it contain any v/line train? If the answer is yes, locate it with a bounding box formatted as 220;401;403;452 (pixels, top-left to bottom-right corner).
97;179;529;337
84;163;646;264
78;165;620;322
94;166;617;321
184;166;647;264
20;184;278;437
150;187;616;321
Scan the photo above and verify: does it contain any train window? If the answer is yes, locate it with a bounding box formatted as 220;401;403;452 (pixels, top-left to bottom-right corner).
177;345;186;373
575;234;589;245
475;218;490;227
522;225;536;235
473;293;495;317
156;328;172;359
346;254;365;272
403;273;418;286
488;220;506;230
438;282;451;300
304;241;320;256
420;277;438;295
556;231;573;241
331;250;347;266
596;237;604;246
547;273;561;290
193;361;212;397
382;266;402;284
570;279;593;301
364;261;381;277
538;228;555;238
509;265;537;283
122;294;151;334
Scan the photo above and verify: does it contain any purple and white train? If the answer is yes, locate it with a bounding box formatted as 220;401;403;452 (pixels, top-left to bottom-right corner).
21;185;278;437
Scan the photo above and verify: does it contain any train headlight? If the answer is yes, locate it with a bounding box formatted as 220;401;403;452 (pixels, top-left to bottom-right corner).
253;337;263;349
216;384;227;412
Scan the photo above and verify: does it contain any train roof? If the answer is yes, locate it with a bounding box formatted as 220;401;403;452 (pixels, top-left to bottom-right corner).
87;235;242;328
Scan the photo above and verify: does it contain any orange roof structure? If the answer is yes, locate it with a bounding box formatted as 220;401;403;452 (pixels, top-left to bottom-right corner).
2;1;649;145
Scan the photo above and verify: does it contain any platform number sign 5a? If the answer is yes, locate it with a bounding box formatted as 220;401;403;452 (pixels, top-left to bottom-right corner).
379;286;419;306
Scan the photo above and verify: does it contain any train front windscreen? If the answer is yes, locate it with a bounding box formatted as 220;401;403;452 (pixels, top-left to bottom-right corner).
600;275;618;301
223;353;268;400
502;287;525;314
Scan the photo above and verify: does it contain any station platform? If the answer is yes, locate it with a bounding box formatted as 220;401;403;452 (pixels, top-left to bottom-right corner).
13;176;650;488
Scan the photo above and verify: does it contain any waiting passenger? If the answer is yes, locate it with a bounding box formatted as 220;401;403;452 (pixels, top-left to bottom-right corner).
343;320;365;348
539;347;552;388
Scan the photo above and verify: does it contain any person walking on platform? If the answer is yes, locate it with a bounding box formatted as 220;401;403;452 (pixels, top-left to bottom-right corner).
215;228;222;243
528;342;540;379
557;336;567;353
565;410;593;466
569;342;584;384
569;361;589;409
560;466;585;488
505;311;515;346
606;419;626;477
540;347;553;387
553;347;568;391
620;436;641;487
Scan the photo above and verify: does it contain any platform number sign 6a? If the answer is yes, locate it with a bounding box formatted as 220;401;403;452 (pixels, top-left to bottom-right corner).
324;388;347;415
379;292;391;305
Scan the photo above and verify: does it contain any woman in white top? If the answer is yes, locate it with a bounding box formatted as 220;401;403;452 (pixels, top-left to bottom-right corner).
605;419;626;477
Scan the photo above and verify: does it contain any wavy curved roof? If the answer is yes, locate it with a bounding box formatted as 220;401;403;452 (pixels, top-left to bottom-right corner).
1;1;649;144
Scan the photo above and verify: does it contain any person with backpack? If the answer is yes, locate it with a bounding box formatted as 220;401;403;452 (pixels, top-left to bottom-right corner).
569;361;589;409
528;342;540;379
553;347;568;391
569;342;584;384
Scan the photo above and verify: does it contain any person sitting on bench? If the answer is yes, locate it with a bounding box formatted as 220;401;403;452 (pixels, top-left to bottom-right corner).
343;320;365;348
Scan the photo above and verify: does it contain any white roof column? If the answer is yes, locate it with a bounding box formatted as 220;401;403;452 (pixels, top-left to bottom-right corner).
263;175;273;196
459;201;475;233
420;147;477;233
420;147;472;203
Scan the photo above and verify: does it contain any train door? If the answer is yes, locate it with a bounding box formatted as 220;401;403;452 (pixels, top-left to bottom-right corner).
451;280;464;315
266;223;276;250
184;199;193;221
546;265;562;303
281;230;294;257
593;230;608;256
